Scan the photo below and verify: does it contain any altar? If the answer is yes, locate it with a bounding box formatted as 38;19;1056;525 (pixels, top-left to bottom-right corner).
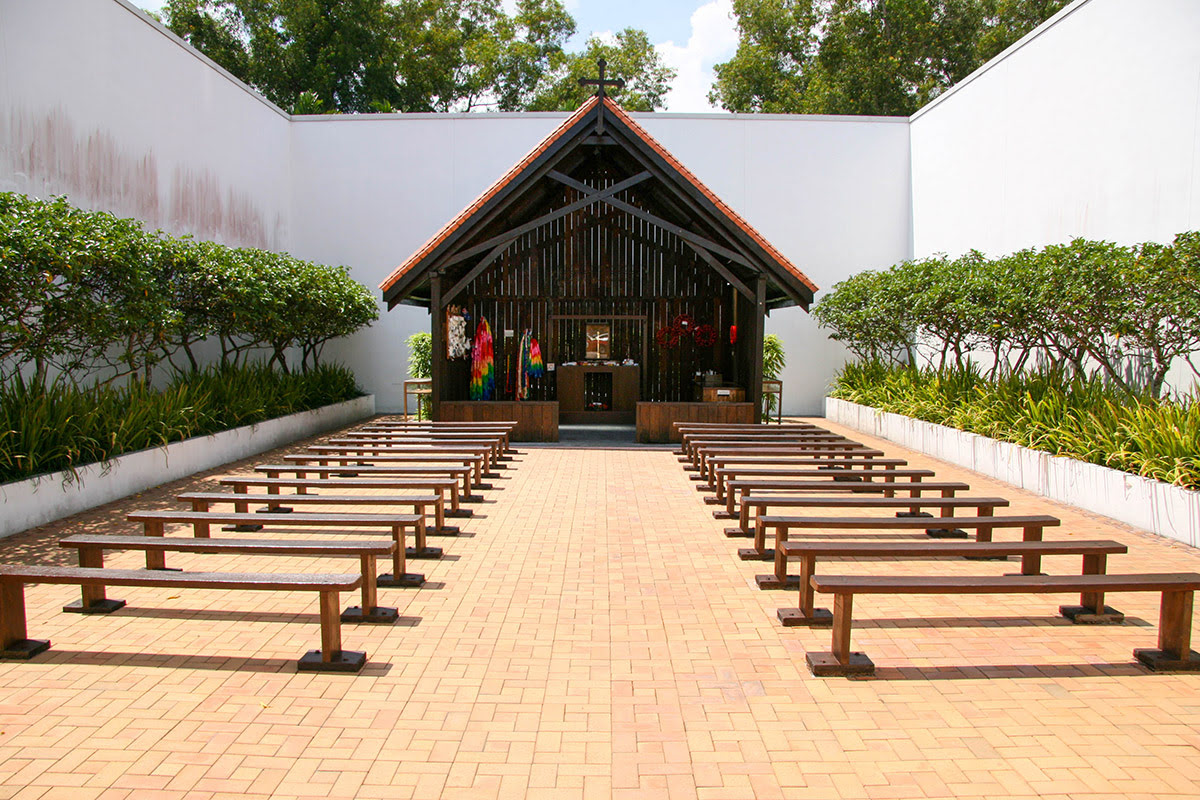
557;363;640;424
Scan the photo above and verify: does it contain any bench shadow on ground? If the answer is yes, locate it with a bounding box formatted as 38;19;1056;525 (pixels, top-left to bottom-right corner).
40;649;395;675
113;607;423;626
868;661;1151;681
843;614;1153;629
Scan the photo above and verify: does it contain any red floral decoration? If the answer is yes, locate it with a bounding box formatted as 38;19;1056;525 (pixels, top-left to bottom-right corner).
655;324;682;349
729;324;737;344
692;323;718;347
671;313;695;332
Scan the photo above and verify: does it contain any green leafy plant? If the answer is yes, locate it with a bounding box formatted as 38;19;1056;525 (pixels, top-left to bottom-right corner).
407;332;432;379
762;334;786;416
831;361;1200;489
0;362;363;485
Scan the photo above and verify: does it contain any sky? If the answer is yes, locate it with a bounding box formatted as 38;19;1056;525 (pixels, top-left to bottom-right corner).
136;0;740;112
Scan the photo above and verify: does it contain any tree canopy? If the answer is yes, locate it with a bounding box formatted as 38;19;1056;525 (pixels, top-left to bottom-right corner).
710;0;1071;116
164;0;674;113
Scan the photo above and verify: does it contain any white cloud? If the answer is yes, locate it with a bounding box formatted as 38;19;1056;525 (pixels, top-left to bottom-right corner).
656;0;739;113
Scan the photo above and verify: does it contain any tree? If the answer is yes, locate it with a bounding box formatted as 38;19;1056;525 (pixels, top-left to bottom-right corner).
524;29;677;112
163;0;670;113
711;0;1070;116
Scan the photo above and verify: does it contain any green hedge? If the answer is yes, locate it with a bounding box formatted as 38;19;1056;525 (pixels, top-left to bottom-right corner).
0;192;378;384
0;362;363;484
831;361;1200;489
812;232;1200;399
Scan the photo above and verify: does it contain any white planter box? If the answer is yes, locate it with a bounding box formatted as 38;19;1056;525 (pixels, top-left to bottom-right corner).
0;395;375;540
826;396;1200;548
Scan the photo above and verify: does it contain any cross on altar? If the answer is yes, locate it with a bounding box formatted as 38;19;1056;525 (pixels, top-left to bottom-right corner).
578;58;625;98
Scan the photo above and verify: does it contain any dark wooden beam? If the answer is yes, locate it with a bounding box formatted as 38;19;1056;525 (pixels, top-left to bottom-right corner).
547;170;755;269
687;242;754;302
429;273;444;420
443;171;653;269
750;274;766;423
442;238;514;307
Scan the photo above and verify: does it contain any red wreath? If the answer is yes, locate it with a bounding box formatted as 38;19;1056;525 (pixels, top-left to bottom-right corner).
655;324;682;349
672;313;695;332
693;323;718;347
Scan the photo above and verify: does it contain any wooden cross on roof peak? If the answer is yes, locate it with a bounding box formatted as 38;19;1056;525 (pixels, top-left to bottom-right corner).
579;58;626;135
579;58;625;99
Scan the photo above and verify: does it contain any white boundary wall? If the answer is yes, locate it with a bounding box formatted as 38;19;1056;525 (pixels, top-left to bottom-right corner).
827;397;1200;548
910;0;1200;258
0;396;374;540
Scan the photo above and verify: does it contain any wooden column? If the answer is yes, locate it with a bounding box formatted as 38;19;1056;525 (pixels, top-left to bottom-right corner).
749;274;766;423
430;273;444;421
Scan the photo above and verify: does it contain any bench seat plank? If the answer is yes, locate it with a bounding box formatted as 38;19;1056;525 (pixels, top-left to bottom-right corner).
802;572;1200;677
0;564;366;671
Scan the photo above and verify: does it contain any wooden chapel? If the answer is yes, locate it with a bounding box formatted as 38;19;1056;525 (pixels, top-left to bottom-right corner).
379;79;817;442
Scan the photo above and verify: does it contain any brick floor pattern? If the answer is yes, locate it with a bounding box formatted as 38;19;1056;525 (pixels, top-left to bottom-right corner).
1;417;1199;799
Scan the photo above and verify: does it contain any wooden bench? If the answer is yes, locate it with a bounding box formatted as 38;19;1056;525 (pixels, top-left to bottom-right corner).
737;495;1012;558
696;447;885;482
682;433;845;466
59;534;401;623
721;474;951;518
177;491;446;533
0;564;368;671
755;514;1061;589
711;467;937;505
327;435;507;466
126;510;434;586
258;463;477;500
775;538;1128;627
805;573;1200;676
728;481;974;534
283;452;487;487
691;441;868;476
219;475;465;518
308;443;498;477
708;455;899;495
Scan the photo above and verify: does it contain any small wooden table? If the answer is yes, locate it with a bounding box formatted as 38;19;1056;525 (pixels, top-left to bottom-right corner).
403;378;432;420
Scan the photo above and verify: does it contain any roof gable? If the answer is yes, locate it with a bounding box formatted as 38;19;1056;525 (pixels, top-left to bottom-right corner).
380;96;818;310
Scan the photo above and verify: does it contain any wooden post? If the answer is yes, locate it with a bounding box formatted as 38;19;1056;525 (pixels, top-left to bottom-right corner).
318;590;343;662
750;274;766;423
831;593;854;665
143;520;167;570
0;581;28;649
78;547;108;608
1158;590;1194;658
430;273;444;421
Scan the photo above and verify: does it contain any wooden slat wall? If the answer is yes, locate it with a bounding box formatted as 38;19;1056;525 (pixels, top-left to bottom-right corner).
442;161;739;406
440;401;558;442
635;402;755;443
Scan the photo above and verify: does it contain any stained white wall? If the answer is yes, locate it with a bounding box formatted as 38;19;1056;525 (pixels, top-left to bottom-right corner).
0;0;291;249
910;0;1200;259
291;113;912;413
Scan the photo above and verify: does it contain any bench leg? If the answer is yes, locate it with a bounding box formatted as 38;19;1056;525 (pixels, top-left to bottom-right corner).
756;526;799;590
1060;554;1123;623
724;487;738;518
299;590;366;672
407;516;442;560
1135;590;1200;671
737;513;771;559
806;593;873;677
778;556;832;627
142;520;169;570
0;582;50;659
63;547;126;614
378;526;424;588
341;555;398;624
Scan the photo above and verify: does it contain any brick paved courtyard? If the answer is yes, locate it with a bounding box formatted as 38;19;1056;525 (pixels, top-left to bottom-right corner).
1;417;1199;799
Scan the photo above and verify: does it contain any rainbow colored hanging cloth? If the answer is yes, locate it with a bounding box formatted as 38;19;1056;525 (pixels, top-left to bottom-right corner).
517;331;546;400
470;316;495;400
